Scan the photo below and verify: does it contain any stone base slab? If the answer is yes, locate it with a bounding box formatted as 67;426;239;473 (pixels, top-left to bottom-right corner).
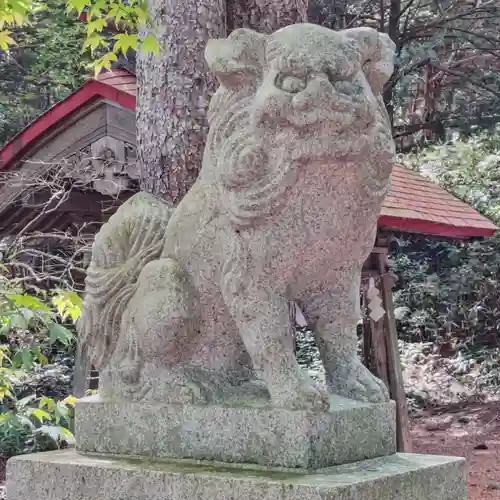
75;394;396;469
7;449;467;500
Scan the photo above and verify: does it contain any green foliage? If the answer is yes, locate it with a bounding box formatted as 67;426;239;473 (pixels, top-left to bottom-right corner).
392;235;500;346
65;0;159;73
0;0;88;145
0;394;75;456
0;0;32;50
395;129;500;352
406;128;500;224
0;274;79;364
0;267;81;457
0;0;159;64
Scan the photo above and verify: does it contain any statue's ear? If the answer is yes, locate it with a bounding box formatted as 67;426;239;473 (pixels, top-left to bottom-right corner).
344;27;396;94
205;28;266;89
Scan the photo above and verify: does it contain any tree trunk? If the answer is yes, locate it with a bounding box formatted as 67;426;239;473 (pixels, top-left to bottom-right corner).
308;0;347;30
136;0;226;204
226;0;307;33
383;0;401;127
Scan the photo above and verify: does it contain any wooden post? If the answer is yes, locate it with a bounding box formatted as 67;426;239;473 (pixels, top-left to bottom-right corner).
73;342;90;398
375;242;412;453
362;284;390;389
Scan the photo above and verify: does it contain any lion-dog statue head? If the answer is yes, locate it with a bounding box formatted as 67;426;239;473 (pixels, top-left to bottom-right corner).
203;23;396;228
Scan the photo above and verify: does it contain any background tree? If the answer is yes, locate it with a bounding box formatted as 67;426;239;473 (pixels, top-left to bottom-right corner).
0;0;87;146
329;1;500;150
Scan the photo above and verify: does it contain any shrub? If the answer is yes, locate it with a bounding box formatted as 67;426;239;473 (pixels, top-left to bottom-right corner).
0;265;81;457
394;129;500;353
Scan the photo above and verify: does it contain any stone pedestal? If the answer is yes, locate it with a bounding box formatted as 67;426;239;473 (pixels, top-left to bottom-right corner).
75;395;396;468
7;449;466;500
7;397;468;500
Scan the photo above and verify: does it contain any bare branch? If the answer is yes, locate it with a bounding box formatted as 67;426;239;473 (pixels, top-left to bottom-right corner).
0;147;136;292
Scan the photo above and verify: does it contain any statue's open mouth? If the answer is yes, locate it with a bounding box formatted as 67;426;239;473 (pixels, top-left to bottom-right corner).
274;117;376;162
286;109;374;132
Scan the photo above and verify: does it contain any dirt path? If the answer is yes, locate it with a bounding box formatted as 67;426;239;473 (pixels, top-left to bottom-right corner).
411;402;500;499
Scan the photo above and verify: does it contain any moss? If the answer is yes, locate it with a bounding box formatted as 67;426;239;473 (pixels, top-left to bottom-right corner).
86;452;313;481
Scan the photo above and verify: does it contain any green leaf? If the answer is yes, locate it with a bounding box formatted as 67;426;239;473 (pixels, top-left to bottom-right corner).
0;387;14;402
62;395;77;406
18;415;35;430
66;0;89;15
87;0;107;19
82;31;105;53
12;349;34;370
35;351;48;365
133;5;148;25
0;413;11;423
113;32;138;55
141;33;159;56
27;408;52;422
39;396;56;412
0;31;16;51
10;293;50;312
86;17;106;35
7;313;28;331
60;426;75;444
94;51;117;75
47;322;74;345
52;291;83;323
54;401;71;424
0;347;11;367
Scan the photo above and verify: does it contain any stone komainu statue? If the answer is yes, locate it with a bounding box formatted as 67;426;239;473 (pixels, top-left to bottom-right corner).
79;24;396;410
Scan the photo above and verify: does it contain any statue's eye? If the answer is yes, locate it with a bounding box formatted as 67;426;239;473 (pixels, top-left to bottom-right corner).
325;68;336;84
325;67;355;85
275;74;307;94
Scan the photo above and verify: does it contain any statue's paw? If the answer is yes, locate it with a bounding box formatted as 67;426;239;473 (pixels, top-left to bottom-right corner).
348;370;389;403
179;380;208;405
326;356;390;404
272;377;330;411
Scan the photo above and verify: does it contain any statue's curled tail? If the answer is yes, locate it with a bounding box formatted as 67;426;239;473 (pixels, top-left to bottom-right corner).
78;192;172;370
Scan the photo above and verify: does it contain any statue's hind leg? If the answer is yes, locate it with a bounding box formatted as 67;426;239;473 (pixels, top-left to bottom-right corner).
103;258;209;404
299;268;389;403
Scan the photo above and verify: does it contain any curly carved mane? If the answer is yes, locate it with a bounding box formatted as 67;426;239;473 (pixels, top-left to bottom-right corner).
203;84;299;229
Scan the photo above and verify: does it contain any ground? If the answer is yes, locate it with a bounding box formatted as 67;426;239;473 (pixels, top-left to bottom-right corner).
412;401;500;500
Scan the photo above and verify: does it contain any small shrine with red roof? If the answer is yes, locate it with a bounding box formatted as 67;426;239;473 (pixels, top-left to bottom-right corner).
0;68;496;454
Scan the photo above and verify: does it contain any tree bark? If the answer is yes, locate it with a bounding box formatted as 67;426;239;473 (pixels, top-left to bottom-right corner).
308;0;347;30
226;0;307;33
136;0;226;204
383;0;401;127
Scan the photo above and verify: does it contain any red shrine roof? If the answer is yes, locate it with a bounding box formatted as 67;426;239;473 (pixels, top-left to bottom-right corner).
0;69;136;172
379;165;496;238
0;70;496;239
94;69;137;96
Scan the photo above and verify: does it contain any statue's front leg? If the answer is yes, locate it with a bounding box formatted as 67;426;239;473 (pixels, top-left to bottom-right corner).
300;269;389;403
223;285;328;411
